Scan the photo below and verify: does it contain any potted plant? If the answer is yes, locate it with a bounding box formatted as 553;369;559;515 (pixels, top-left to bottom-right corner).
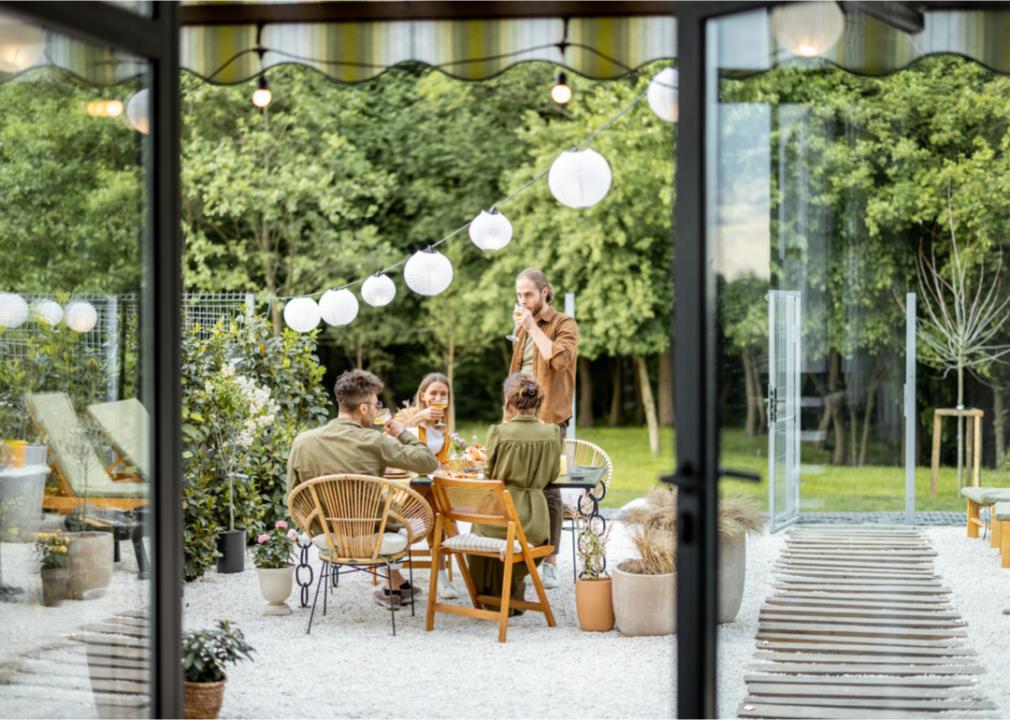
202;364;278;574
35;531;71;606
182;620;254;720
574;522;613;631
253;519;298;615
63;423;113;600
612;488;764;635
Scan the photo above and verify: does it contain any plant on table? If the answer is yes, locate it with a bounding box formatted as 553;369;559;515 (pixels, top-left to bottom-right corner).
182;620;254;719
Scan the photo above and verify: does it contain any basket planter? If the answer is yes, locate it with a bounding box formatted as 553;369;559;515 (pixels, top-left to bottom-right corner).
216;529;245;574
256;566;294;615
65;531;113;600
40;567;68;607
184;679;226;719
575;577;615;631
612;562;675;636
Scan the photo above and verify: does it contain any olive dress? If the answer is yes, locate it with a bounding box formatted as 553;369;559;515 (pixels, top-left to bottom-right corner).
468;415;561;600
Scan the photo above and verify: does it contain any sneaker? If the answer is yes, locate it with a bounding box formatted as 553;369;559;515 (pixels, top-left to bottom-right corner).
540;563;560;589
398;581;423;601
437;571;460;599
373;587;401;610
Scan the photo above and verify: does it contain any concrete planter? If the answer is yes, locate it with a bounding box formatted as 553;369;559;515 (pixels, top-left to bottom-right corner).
65;531;113;600
256;566;294;615
718;535;747;624
612;562;675;636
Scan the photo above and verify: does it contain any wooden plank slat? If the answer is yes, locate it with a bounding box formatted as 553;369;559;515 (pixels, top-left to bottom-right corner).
754;643;976;657
747;683;983;699
738;702;989;719
756;632;967;648
766;592;951;605
758;622;966;639
743;674;977;687
741;696;994;712
73;632;147;649
77;642;149;661
761;605;961;620
776;576;946;587
765;597;954;611
753;651;974;665
776;562;936;574
749;662;983;676
775;583;950;595
82;623;149;638
758;614;965;629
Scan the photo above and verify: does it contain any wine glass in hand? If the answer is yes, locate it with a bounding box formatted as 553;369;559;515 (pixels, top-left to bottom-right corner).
429;401;448;430
506;303;524;343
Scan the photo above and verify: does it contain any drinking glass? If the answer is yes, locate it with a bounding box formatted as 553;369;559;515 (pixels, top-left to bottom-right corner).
505;303;523;342
373;407;392;430
429;401;449;430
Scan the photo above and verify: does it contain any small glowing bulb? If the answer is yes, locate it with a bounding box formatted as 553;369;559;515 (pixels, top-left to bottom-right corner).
105;99;124;117
252;76;272;108
550;72;572;106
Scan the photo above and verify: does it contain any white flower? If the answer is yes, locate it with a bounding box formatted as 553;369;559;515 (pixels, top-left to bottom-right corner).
221;363;236;378
235;429;254;449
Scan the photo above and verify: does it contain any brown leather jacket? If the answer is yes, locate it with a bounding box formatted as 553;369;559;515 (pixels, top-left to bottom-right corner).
508;305;579;424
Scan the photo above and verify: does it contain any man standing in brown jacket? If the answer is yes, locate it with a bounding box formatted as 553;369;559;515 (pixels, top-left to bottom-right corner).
508;268;579;588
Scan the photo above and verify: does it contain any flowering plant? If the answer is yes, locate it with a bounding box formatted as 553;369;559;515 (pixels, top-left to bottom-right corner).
252;519;298;569
35;532;71;570
182;620;254;684
201;363;278;531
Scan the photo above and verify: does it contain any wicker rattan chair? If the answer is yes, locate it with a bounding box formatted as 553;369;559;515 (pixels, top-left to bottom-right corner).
288;474;433;635
425;475;555;643
561;438;613;581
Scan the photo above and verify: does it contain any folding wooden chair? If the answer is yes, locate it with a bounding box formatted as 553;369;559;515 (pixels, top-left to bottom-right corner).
425;476;555;643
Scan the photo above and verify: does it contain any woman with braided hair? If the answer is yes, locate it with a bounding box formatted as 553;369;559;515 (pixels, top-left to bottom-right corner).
467;372;561;607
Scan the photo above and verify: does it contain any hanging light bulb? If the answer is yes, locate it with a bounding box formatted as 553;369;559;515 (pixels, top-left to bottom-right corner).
32;299;63;326
548;149;613;209
0;292;28;328
86;99;124;118
0;20;44;74
319;289;359;327
550;72;572;106
770;1;845;58
126;89;149;134
65;301;98;333
647;68;679;123
469;209;513;252
404;249;454;297
282;297;321;333
252;75;272;109
361;274;396;307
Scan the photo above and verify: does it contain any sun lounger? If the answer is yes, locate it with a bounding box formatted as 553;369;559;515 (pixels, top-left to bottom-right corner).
996;501;1010;569
961;486;1010;546
87;398;151;479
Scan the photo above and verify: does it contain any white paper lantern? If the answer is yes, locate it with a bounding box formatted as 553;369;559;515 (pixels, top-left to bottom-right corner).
647;68;679;123
126;89;149;134
361;273;396;307
319;288;359;327
468;209;513;252
771;1;845;58
32;299;63;326
283;297;321;333
404;249;454;297
0;21;44;73
65;301;98;333
547;149;612;209
0;292;28;328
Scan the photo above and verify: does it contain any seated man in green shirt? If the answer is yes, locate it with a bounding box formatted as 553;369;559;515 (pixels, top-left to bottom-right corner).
287;369;439;610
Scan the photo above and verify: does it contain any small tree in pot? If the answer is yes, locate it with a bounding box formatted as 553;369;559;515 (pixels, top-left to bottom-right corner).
574;521;613;631
182;620;254;719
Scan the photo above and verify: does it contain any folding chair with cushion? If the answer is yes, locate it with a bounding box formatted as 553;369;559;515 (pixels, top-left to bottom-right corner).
425;476;555;643
560;438;613;580
961;486;1010;546
87;399;151;479
287;474;433;636
27;392;147;513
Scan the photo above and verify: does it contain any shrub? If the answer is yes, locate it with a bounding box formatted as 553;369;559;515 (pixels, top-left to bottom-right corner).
182;620;254;684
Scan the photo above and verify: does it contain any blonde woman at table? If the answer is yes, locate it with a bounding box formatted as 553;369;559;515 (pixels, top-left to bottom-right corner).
394;372;459;598
468;373;560;611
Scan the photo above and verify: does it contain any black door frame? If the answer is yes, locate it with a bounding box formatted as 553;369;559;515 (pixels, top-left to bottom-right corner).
0;3;183;717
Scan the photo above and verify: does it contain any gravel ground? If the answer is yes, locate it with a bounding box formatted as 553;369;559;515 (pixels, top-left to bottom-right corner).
927;525;1010;717
181;522;787;719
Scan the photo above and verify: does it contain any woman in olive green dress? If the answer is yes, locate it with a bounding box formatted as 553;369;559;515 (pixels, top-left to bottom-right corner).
468;373;561;603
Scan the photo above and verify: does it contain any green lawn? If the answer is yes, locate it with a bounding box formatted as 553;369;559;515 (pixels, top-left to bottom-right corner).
457;421;1001;512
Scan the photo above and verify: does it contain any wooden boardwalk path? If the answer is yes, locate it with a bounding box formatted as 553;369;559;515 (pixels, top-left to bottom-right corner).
737;526;994;719
0;609;149;718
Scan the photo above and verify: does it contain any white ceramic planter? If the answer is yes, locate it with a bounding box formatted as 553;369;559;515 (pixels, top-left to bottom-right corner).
612;562;676;636
718;535;746;624
65;531;113;600
257;566;294;616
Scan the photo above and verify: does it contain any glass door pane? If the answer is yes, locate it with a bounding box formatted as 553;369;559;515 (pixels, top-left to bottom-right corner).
0;15;153;718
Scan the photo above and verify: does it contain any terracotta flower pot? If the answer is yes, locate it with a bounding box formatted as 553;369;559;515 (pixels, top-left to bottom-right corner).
40;566;68;607
256;566;294;615
612;561;676;636
184;679;227;719
575;576;615;631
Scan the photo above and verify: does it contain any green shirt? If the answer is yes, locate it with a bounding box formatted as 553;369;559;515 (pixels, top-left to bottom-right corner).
286;418;438;494
477;415;561;546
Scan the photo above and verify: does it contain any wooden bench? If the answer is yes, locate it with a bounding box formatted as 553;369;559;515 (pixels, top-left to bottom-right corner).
962;486;1010;547
997;501;1010;569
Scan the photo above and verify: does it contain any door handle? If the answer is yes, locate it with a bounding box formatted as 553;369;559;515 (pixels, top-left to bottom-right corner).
663;464;761;488
719;468;761;483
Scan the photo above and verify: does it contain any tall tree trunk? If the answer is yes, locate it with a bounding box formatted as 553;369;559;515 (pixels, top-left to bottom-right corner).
743;347;757;436
858;376;881;467
632;360;645;426
578;357;594;428
994;386;1006;466
813;375;830;449
752;355;767;434
609;357;622;426
957;361;964;488
828;351;846;466
636;355;660;456
658;347;675;428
